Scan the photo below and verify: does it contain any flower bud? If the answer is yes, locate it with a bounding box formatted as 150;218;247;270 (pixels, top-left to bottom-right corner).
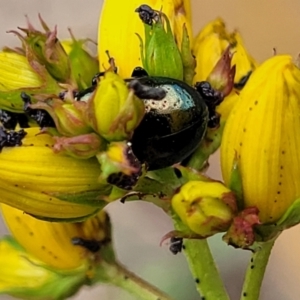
62;30;99;90
97;141;142;190
0;127;109;219
193;18;257;88
221;55;300;223
172;180;236;237
136;5;184;80
28;97;93;136
12;15;71;83
98;0;192;78
88;71;145;141
2;204;111;270
53;133;106;159
0;236;86;299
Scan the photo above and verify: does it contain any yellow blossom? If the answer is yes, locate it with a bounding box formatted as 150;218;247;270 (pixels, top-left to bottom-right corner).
221;55;300;223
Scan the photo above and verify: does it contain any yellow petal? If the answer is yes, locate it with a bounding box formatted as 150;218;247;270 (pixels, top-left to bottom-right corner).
2;204;110;270
221;55;300;223
0;52;43;91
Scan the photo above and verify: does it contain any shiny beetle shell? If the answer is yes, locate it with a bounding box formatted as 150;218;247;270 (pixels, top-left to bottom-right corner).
131;77;208;170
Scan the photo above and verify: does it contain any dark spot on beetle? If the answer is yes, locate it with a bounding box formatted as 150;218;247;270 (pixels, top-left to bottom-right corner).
250;258;253;263
254;100;258;105
53;256;58;259
281;150;285;154
269;216;273;219
49;198;52;201
195;278;200;284
280;174;283;178
251;265;254;269
29;231;34;236
11;104;15;108
249;107;252;111
124;275;129;280
279;182;282;185
41;246;46;250
274;200;277;203
243;128;246;132
15;216;21;222
277;191;281;194
15;184;18;187
243;292;247;297
239;142;243;146
280;166;284;170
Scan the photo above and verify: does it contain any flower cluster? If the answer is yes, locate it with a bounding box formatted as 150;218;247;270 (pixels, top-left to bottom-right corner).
0;0;300;299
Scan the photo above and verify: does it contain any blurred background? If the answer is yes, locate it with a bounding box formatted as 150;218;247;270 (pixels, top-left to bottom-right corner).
0;0;300;299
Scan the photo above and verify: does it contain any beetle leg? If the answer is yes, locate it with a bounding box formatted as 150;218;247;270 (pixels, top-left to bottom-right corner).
128;79;166;100
195;81;223;128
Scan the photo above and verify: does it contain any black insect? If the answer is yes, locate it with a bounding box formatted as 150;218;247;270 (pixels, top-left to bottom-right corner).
0;110;29;130
135;5;159;25
127;68;221;170
169;237;183;255
21;92;55;128
0;126;27;151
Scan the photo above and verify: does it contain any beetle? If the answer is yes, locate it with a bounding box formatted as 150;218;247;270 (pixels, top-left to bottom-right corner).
15;65;222;170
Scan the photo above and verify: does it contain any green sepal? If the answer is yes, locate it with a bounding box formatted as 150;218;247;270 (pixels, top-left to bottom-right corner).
139;12;183;79
67;39;99;90
228;151;244;210
255;197;300;241
180;24;196;85
174;165;211;183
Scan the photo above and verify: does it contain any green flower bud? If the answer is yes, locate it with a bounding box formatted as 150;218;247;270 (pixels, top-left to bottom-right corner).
88;71;145;141
28;97;93;136
53;133;106;159
12;15;71;83
172;181;236;237
136;5;184;80
62;29;99;90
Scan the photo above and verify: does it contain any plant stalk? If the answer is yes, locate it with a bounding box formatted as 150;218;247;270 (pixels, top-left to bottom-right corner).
240;239;275;300
173;217;229;300
94;260;174;300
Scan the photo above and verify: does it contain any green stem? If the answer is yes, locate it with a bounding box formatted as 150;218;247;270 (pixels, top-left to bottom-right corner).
94;260;174;300
240;239;275;300
173;217;229;300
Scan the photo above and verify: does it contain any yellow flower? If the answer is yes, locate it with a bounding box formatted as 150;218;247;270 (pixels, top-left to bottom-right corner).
221;55;300;223
172;180;236;236
1;204;110;270
0;204;111;299
0;127;108;220
98;0;192;78
193;18;257;87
